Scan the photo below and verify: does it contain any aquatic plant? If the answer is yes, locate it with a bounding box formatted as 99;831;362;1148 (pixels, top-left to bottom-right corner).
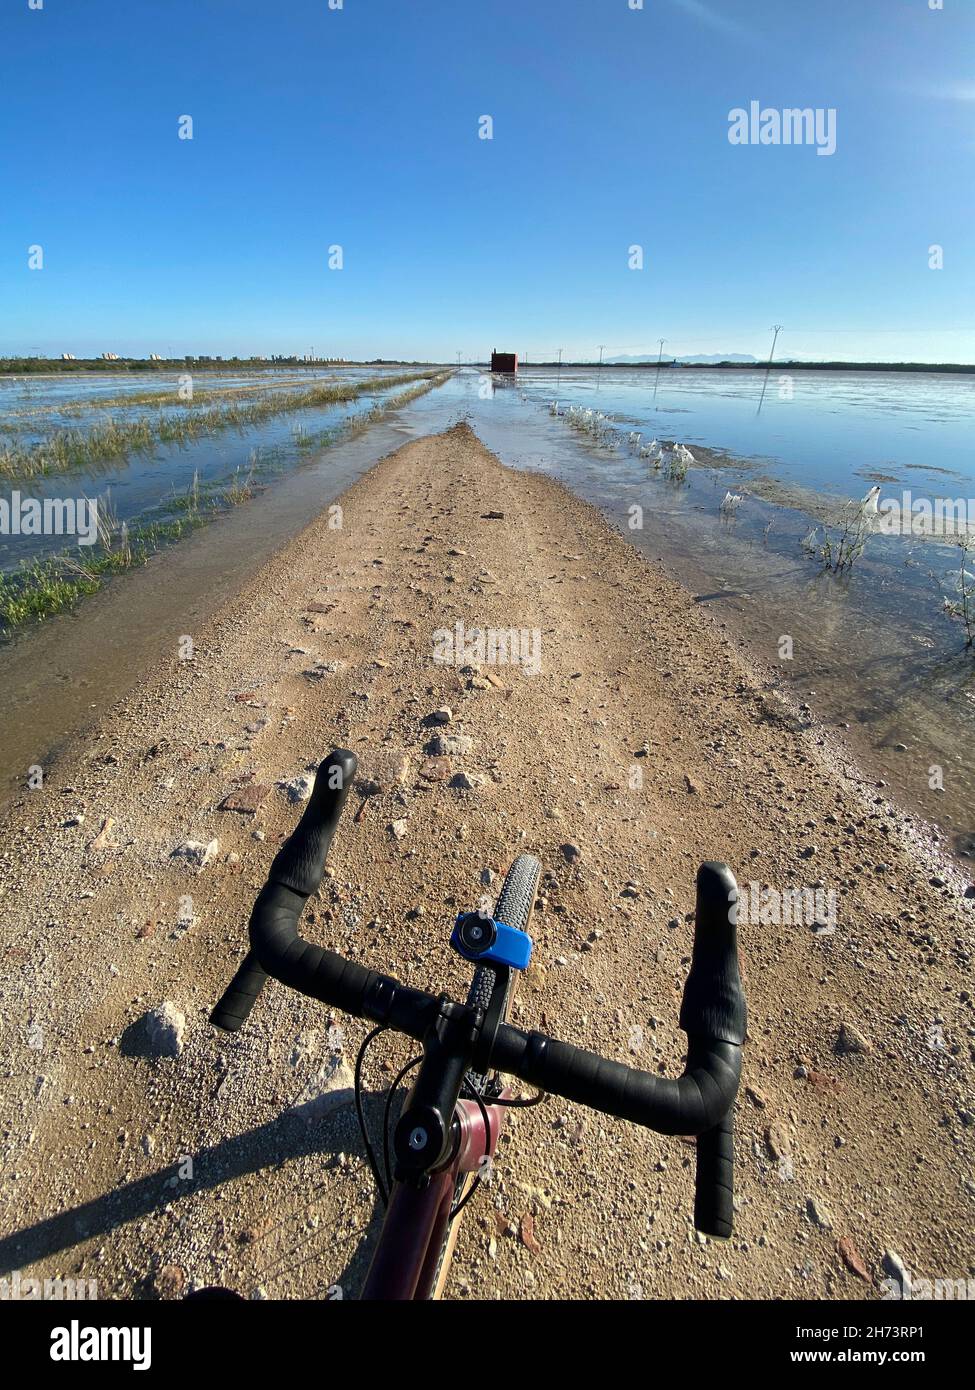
0;370;453;631
804;487;880;573
663;448;688;482
942;536;975;649
0;370;444;482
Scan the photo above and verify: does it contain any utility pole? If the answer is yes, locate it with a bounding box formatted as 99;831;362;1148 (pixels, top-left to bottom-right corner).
456;351;462;366
653;339;667;399
597;344;607;370
757;324;783;414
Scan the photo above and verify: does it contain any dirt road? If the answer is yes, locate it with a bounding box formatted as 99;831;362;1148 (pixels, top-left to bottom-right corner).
1;423;972;1300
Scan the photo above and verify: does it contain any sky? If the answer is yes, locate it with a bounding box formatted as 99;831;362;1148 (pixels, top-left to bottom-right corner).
1;0;973;364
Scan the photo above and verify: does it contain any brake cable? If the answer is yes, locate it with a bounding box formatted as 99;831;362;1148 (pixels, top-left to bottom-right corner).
383;1054;423;1191
354;1025;390;1207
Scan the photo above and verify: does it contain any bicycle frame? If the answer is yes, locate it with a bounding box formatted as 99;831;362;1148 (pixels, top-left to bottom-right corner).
361;1095;505;1300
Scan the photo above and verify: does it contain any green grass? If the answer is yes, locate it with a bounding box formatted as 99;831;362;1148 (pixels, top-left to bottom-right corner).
0;512;211;630
0;369;452;632
0;370;445;482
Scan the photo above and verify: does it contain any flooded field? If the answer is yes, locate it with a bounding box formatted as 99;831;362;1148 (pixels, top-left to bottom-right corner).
403;369;975;859
1;365;973;858
0;365;448;619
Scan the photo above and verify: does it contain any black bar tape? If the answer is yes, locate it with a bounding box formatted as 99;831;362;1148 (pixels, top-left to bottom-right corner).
679;861;747;1045
492;1027;741;1137
269;749;358;896
249;882;379;1016
695;1108;735;1239
210;950;269;1032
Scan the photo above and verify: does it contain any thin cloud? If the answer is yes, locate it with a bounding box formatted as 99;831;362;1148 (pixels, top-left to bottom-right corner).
669;0;754;42
929;81;975;101
889;78;975;103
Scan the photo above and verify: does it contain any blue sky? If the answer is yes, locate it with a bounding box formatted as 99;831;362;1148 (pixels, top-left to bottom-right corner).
1;0;972;362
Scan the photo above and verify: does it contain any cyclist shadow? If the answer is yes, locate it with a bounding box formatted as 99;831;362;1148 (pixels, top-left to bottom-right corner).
0;1090;393;1298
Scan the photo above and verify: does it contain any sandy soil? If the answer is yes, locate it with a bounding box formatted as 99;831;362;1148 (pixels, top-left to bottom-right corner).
0;423;972;1302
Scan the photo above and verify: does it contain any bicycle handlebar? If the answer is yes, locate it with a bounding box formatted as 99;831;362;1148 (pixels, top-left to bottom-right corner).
212;749;746;1239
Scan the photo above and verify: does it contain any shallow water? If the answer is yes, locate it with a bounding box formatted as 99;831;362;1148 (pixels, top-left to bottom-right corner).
1;366;973;859
0;365;409;414
399;371;975;859
0;369;436;569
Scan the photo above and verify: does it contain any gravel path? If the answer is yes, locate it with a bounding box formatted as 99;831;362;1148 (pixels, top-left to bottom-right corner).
1;422;972;1301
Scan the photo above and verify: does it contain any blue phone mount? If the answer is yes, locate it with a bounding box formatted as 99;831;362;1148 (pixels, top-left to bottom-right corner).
451;911;532;971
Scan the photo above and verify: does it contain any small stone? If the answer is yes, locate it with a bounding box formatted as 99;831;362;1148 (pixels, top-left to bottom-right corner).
765;1124;791;1162
289;1054;356;1121
142;1002;186;1058
418;758;452;782
450;771;486;791
836;1021;872;1055
837;1236;871;1282
278;774;314;805
519;1213;541;1254
560;842;581;864
428;733;474;756
389;819;408;840
806;1197;834;1230
882;1249;910;1291
171;838;220;871
89;817;116;851
220;784;270;815
430;707;453;725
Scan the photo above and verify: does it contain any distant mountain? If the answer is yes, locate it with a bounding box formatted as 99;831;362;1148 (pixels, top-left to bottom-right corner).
605;353;759;365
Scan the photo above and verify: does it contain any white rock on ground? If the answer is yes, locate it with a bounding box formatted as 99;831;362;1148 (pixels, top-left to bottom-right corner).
288;1055;356;1122
278;773;314;804
143;1002;186;1058
170;838;220;871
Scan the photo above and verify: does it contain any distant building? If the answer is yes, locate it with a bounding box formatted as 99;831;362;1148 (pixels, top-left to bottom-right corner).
101;351;121;360
61;352;76;360
490;350;517;373
149;353;163;361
